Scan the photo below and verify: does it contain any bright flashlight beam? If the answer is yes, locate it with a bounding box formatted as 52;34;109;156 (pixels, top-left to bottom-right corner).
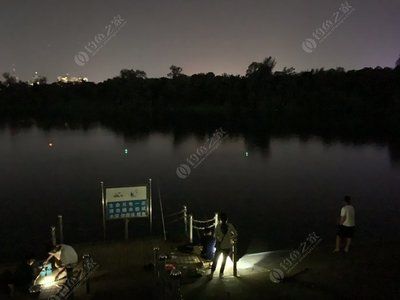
215;253;234;276
237;251;288;271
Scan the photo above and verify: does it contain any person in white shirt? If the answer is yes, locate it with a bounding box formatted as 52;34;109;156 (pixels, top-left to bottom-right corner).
48;244;78;279
334;196;355;253
210;213;237;279
49;244;78;268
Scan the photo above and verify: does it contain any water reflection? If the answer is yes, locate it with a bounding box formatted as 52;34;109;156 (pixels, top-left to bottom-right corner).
1;119;400;262
3;118;400;170
5;117;398;167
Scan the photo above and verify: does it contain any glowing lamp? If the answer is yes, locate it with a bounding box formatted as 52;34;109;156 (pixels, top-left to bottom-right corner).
40;275;56;288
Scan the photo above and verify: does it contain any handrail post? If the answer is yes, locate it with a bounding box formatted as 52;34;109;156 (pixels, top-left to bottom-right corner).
189;214;193;243
183;205;187;236
153;247;160;278
58;215;64;244
170;269;182;299
214;212;219;228
233;239;238;277
51;226;57;246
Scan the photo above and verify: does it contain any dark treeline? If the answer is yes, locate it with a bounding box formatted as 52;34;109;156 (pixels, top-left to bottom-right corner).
1;57;400;136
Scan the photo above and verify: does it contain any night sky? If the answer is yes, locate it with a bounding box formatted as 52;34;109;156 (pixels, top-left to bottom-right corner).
1;0;399;82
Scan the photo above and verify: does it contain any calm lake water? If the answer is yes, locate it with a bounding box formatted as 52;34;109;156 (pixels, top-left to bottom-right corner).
1;124;400;261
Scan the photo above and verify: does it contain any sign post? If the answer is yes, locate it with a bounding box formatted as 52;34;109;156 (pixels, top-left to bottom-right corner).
149;178;152;233
124;218;129;241
101;181;106;240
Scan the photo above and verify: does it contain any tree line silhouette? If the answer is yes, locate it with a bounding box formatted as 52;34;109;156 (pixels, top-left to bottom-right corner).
1;57;400;135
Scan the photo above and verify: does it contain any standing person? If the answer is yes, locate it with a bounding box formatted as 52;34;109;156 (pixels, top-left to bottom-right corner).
334;196;355;253
210;213;237;279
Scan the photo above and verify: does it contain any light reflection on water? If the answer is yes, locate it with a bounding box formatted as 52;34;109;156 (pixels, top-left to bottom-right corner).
0;125;399;261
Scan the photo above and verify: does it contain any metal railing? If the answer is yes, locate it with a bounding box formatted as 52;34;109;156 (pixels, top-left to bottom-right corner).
190;213;218;243
164;205;219;243
164;206;186;227
161;205;238;278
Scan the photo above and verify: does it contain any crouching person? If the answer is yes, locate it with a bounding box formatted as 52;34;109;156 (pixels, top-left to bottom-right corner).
48;244;78;280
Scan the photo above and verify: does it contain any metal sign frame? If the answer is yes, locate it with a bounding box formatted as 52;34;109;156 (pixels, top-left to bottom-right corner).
105;185;149;220
101;178;152;240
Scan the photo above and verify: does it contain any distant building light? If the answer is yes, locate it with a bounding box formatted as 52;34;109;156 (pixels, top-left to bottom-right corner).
57;75;88;83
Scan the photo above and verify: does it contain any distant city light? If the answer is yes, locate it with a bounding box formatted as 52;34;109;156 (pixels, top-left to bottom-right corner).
124;148;128;154
245;151;249;157
29;71;44;86
57;75;88;83
48;142;53;147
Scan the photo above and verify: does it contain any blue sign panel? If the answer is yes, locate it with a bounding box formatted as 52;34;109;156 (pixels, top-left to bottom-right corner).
107;200;147;219
105;186;148;220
